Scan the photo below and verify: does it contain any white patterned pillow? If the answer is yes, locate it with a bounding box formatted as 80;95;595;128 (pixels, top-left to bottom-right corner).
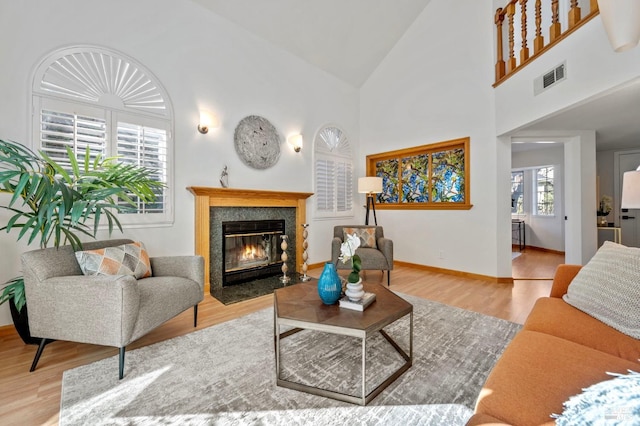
75;242;152;279
563;241;640;339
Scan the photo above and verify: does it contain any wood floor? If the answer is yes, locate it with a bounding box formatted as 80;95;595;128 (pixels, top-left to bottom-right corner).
0;250;564;425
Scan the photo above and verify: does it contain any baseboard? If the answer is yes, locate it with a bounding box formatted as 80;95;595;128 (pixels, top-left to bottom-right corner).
515;245;565;255
392;261;513;284
311;260;513;284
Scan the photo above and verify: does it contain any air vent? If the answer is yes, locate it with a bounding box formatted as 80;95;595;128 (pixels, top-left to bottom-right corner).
534;62;567;95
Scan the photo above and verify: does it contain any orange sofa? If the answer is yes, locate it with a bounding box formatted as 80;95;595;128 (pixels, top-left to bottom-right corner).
468;264;640;425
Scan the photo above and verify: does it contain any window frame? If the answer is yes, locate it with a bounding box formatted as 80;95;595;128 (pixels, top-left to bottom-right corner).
313;125;354;219
365;137;472;210
30;46;174;227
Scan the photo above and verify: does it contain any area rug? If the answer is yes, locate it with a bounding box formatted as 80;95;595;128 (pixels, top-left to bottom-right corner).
59;293;522;425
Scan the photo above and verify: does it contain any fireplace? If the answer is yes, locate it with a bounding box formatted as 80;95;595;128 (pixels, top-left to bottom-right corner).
187;186;313;295
222;219;284;286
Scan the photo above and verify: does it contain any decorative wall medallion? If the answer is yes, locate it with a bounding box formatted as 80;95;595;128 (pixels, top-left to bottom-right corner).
234;115;281;169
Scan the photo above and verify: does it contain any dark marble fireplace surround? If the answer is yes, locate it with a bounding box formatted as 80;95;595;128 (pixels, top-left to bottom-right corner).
210;207;297;292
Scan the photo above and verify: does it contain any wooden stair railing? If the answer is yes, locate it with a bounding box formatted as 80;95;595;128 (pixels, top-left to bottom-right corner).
494;0;600;86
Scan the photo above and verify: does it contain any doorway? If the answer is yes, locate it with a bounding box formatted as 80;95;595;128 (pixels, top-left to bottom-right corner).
615;150;640;247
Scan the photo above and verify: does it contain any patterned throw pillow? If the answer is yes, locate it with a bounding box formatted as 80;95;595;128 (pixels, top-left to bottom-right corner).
343;227;377;249
75;242;152;279
563;241;640;339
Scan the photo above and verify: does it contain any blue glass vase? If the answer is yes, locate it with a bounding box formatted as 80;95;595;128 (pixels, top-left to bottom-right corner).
317;262;342;305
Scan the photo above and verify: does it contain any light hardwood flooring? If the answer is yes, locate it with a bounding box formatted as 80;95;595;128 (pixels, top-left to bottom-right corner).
0;250;564;425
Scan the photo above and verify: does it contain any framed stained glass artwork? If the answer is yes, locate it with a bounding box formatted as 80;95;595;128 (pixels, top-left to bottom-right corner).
366;137;471;210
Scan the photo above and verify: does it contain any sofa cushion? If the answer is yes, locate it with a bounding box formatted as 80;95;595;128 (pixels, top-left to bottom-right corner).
343;226;377;249
474;330;640;426
75;241;152;279
524;297;640;364
563;241;640;339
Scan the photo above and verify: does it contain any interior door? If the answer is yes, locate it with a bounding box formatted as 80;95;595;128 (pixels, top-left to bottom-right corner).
618;152;640;247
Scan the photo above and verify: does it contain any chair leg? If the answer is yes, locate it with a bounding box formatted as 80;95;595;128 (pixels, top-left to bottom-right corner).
29;338;51;372
387;270;391;287
119;347;126;380
193;304;199;327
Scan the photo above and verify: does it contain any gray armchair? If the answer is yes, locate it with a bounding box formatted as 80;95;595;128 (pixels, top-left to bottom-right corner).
22;239;204;379
331;225;393;286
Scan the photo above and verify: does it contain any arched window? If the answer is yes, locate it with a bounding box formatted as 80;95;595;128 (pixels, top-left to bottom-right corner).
31;46;173;226
313;125;354;218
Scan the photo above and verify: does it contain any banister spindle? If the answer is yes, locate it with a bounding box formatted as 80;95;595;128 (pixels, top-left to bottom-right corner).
550;0;561;42
507;2;517;73
534;0;544;53
568;0;581;28
495;8;506;81
519;0;530;63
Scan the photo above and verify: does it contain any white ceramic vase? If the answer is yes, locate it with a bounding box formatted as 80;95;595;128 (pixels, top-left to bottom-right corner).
345;278;364;302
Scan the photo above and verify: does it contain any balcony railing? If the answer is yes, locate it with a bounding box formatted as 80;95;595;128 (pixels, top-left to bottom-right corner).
494;0;600;86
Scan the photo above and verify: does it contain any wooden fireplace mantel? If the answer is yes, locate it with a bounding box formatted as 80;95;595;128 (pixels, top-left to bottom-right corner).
187;187;313;286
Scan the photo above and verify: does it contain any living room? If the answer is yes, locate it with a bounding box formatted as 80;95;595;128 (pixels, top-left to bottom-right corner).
1;0;640;424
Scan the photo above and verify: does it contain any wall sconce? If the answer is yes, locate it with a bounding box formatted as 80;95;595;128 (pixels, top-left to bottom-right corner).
598;0;640;52
358;176;383;225
197;110;219;134
287;134;303;153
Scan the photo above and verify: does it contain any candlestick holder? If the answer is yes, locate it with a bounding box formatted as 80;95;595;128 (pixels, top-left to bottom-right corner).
280;235;290;284
300;223;311;281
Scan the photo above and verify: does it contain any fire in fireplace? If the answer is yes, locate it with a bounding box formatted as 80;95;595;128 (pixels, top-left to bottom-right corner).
222;219;284;286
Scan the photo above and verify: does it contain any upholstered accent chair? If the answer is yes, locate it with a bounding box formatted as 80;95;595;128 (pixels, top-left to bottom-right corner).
331;225;393;286
22;239;204;379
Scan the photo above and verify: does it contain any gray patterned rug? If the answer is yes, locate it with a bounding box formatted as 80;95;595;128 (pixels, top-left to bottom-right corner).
59;293;521;425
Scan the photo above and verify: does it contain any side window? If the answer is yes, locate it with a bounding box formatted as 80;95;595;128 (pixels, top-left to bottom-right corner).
511;171;524;214
313;125;354;218
535;166;555;216
31;46;173;225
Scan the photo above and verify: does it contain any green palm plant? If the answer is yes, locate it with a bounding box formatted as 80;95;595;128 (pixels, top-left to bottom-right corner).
0;139;163;313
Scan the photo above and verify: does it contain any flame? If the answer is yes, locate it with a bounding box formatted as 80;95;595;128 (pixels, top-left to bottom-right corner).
241;244;263;260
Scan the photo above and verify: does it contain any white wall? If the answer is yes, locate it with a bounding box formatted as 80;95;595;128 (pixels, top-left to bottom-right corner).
512;145;565;251
360;0;509;278
0;0;359;325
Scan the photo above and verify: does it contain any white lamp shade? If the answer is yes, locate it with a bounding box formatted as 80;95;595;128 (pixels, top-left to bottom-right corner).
598;0;640;52
621;170;640;209
358;176;383;194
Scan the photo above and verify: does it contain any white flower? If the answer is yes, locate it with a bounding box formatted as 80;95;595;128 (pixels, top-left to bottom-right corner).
339;233;361;263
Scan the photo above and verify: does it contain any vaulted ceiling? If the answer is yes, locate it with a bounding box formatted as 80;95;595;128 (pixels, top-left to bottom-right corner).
191;0;432;88
192;0;639;152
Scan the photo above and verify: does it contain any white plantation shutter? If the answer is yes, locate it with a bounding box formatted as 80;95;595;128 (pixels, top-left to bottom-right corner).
32;46;173;225
40;108;106;168
314;126;354;218
117;122;168;214
315;158;335;212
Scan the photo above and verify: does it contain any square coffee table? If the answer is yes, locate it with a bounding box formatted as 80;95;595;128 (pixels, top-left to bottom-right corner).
274;281;413;405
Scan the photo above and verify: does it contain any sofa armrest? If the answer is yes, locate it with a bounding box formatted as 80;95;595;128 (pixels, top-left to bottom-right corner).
377;237;394;270
150;256;204;292
25;274;139;346
550;264;582;298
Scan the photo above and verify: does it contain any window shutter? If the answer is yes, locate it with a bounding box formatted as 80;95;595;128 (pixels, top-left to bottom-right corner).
313;125;354;218
40;109;106;169
335;160;353;212
315;158;335;212
117;122;167;214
